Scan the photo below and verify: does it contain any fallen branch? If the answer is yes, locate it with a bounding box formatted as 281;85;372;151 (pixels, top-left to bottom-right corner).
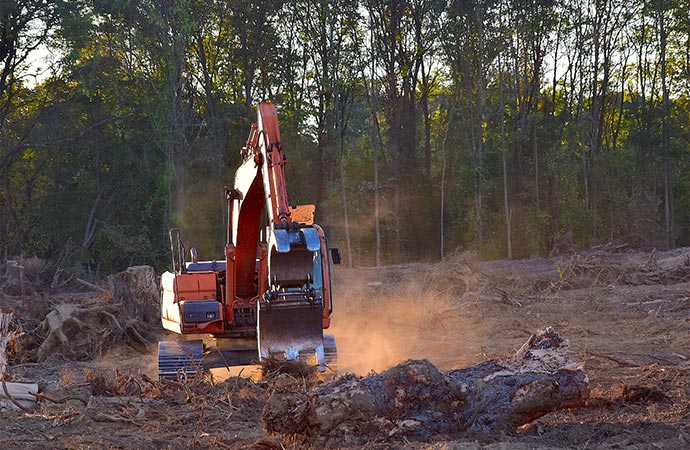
76;278;111;295
160;378;192;402
92;412;145;426
586;350;639;367
31;391;88;405
1;379;33;412
99;310;124;332
125;323;151;351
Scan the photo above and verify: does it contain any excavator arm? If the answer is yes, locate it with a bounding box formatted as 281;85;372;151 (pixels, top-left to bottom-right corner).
228;102;333;364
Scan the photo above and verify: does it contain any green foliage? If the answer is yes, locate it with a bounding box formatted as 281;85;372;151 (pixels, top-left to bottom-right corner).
2;0;690;273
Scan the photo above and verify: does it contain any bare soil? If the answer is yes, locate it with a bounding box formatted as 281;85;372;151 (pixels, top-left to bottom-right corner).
1;247;688;449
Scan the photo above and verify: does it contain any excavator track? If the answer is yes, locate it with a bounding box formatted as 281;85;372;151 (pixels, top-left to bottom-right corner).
322;333;337;372
158;340;204;380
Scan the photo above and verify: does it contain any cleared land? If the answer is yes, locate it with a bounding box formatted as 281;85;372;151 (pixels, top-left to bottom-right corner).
0;246;688;449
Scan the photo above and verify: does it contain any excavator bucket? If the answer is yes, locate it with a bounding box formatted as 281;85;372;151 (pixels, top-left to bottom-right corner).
257;301;324;365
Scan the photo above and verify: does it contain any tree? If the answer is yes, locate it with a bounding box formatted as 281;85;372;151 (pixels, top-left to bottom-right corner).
368;0;444;258
443;0;501;247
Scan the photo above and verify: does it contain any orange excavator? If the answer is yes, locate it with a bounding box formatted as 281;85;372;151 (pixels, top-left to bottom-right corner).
157;102;339;379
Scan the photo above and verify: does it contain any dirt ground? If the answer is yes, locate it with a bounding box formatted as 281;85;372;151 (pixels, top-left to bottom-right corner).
0;246;688;449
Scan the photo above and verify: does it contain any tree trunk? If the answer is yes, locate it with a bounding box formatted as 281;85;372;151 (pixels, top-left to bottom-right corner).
372;108;382;267
364;45;382;266
440;105;455;260
421;61;431;179
338;132;353;269
389;94;402;259
83;184;104;251
262;327;589;447
659;0;673;248
534;124;539;213
475;5;485;246
314;133;327;210
499;56;512;259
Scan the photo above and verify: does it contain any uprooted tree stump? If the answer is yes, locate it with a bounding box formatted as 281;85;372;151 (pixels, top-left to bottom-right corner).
262;327;589;447
37;303;154;361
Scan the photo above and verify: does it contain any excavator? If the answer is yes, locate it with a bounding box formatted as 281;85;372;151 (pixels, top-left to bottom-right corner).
157;102;339;379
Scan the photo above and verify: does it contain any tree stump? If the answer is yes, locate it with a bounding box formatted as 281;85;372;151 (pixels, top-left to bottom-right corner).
2;261;23;296
262;327;589;446
108;265;159;323
36;302;153;361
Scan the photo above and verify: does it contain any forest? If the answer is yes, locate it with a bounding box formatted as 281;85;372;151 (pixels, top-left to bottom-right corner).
1;0;689;274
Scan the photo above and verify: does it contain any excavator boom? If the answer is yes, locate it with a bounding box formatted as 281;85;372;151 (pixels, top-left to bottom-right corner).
231;103;330;363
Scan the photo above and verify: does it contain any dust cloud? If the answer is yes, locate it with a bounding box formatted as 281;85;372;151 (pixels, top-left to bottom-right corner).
329;256;487;375
91;347;159;379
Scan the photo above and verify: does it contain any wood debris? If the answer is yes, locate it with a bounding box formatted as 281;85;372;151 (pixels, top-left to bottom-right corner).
262;327;589;447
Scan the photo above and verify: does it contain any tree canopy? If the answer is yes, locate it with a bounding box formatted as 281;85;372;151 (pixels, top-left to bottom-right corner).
1;0;689;274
